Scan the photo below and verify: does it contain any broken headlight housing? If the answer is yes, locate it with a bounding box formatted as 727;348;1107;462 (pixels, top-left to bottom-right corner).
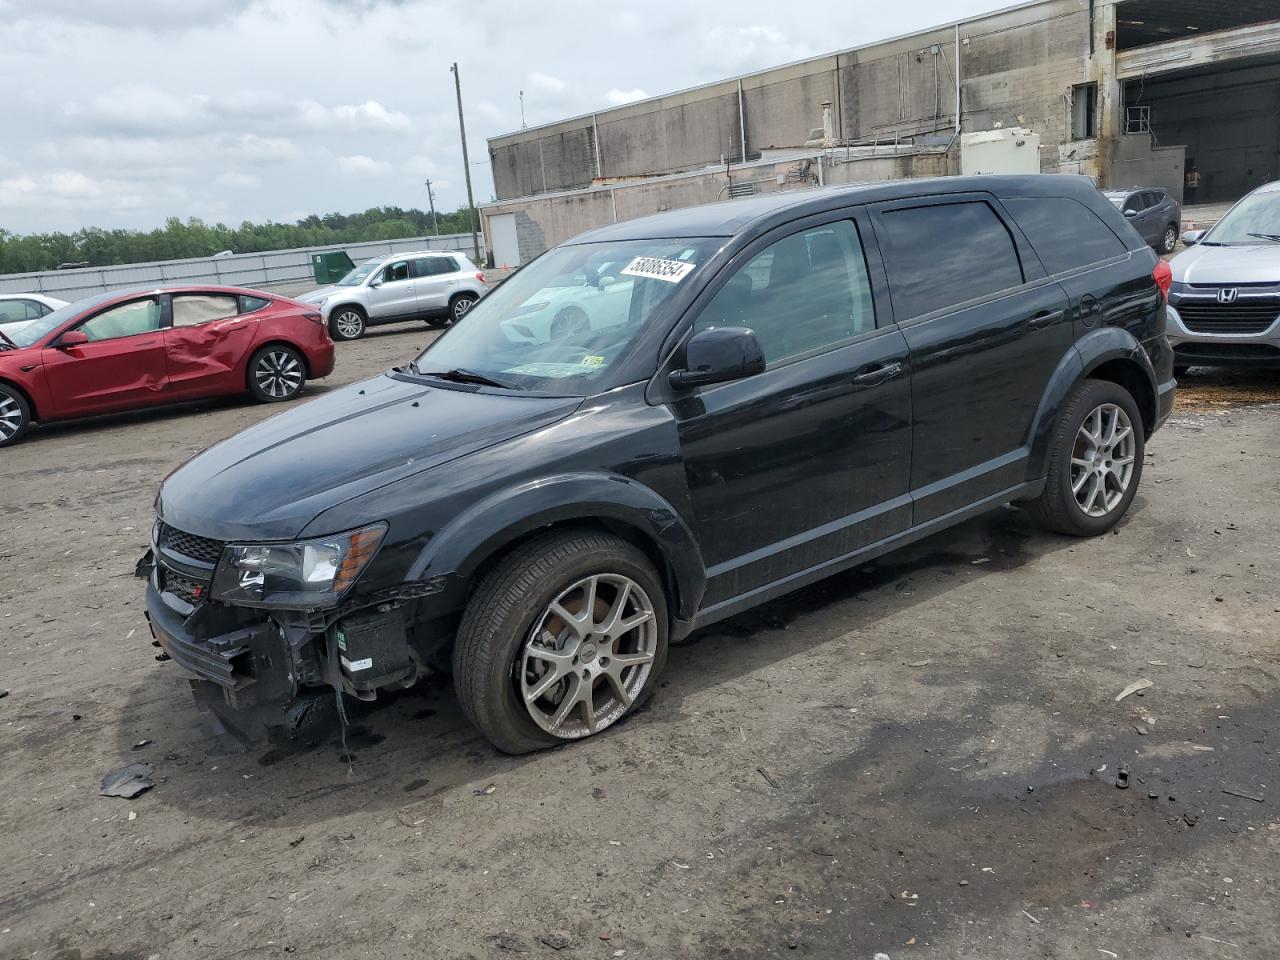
210;523;387;608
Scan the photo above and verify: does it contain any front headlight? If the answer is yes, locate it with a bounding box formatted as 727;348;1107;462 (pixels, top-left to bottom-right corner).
210;523;387;608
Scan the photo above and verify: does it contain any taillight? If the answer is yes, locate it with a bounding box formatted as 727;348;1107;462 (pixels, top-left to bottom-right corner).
1152;260;1172;301
476;272;486;284
303;311;324;326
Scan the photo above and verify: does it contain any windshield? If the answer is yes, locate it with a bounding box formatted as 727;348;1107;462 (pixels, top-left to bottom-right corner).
1;293;109;348
409;237;719;393
1203;189;1280;245
336;260;382;286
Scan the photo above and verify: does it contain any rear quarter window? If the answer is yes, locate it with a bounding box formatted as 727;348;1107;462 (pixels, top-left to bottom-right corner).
1003;197;1128;275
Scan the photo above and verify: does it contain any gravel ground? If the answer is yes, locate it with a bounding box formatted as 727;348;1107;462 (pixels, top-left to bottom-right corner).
2;324;1278;959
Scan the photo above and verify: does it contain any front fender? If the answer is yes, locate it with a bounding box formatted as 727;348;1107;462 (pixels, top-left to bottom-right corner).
1026;328;1156;478
406;472;707;621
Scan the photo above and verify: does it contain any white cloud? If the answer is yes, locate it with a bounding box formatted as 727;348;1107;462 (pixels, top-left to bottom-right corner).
605;88;650;106
336;154;392;175
527;72;566;93
299;98;412;131
216;171;262;189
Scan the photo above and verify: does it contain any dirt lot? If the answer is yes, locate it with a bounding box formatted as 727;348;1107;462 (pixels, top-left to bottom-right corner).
2;327;1279;959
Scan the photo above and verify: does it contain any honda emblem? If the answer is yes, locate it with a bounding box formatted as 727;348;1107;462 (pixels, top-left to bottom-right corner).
1217;288;1239;304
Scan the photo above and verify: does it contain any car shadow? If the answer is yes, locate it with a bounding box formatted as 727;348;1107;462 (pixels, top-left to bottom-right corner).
111;504;1097;828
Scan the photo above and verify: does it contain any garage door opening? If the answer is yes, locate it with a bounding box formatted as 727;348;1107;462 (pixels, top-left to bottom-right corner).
1123;54;1280;204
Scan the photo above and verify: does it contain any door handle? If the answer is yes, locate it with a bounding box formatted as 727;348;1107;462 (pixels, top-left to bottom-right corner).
1028;309;1064;329
851;361;903;387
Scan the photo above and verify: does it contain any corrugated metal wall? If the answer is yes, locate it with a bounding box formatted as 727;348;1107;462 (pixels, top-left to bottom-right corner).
0;234;486;300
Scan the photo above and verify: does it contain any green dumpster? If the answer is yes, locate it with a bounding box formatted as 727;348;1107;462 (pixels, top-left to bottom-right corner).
311;250;355;284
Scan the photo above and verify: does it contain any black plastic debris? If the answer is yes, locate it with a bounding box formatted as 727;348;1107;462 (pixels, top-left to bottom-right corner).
1116;766;1130;790
100;763;155;799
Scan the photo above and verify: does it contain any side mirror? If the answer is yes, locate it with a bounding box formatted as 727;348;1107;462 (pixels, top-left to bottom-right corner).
1181;229;1206;246
369;277;383;288
669;326;765;389
1124;208;1138;219
55;330;89;348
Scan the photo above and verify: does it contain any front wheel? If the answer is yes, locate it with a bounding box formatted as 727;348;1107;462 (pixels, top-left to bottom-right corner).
1159;224;1178;255
248;345;307;403
0;385;32;447
329;306;366;341
452;530;669;754
1029;379;1144;537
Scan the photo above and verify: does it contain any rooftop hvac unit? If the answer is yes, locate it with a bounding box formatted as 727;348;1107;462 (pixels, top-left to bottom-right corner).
960;127;1041;176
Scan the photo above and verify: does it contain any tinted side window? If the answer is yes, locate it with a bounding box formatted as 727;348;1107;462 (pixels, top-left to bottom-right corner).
383;261;411;282
693;220;875;365
878;202;1024;320
1003;198;1128;275
172;294;240;327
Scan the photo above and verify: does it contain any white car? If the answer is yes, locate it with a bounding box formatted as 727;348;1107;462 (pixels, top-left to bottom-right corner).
298;250;488;341
0;293;69;340
502;260;635;343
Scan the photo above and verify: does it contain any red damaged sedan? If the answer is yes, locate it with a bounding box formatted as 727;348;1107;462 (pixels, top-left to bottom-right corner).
0;286;335;447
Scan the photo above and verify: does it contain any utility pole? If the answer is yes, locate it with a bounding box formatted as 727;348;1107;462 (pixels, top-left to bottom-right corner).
450;61;481;265
520;89;527;129
424;179;439;235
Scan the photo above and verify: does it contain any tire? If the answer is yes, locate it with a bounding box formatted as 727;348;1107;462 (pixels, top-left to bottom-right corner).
1159;224;1178;255
550;306;589;340
0;384;32;448
247;345;307;403
328;306;366;341
449;293;479;324
452;529;669;755
1029;379;1145;537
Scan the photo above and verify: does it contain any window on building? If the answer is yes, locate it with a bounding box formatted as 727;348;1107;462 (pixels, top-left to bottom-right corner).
1003;198;1128;275
1072;82;1097;140
693;220;876;365
878;202;1024;320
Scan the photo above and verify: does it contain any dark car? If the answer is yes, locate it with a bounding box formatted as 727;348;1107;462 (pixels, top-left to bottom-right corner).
1104;187;1182;255
0;286;335;447
139;175;1175;754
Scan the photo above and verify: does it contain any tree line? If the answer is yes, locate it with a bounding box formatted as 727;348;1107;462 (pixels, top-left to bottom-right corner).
0;205;479;274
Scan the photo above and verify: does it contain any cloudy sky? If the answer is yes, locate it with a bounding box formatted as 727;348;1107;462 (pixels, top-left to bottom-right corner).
2;0;1001;235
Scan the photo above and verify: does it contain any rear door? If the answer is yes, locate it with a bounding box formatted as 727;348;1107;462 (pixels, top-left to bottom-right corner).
40;296;169;417
163;293;264;398
871;195;1071;523
413;256;459;314
669;211;913;611
365;259;416;321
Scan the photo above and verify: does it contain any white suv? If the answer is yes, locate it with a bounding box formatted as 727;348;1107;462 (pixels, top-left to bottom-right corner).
300;251;488;341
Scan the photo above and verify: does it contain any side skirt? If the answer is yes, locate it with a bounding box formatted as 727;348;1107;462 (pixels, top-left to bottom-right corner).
675;479;1044;639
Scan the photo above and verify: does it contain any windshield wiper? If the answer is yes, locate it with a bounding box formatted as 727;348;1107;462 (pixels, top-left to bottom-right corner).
416;367;517;390
1247;232;1280;243
0;329;16;349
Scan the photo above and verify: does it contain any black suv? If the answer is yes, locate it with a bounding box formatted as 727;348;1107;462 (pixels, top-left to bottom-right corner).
140;175;1175;753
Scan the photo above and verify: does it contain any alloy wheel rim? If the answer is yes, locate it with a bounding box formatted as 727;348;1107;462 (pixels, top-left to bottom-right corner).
552;310;588;339
1164;227;1176;249
0;393;22;440
255;351;303;399
519;573;658;739
453;297;474;319
336;311;363;338
1070;402;1136;518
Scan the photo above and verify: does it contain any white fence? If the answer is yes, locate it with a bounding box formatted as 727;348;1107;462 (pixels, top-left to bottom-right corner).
0;233;486;300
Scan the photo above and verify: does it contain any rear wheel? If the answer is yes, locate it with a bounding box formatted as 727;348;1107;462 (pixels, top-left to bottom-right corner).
329;306;366;341
450;293;479;324
1159;224;1178;255
452;530;668;754
1029;379;1144;537
0;385;32;447
550;306;589;340
248;345;307;403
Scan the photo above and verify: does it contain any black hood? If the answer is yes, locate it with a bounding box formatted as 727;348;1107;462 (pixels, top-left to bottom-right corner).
158;373;582;541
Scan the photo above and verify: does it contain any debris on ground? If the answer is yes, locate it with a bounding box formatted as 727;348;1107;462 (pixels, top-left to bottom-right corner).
1115;678;1153;702
1021;909;1041;924
100;763;155;799
540;933;571;951
488;933;527;952
289;836;305;848
757;766;782;789
132;738;152;750
1116;767;1131;790
0;688;9;699
1135;725;1150;735
1222;786;1265;803
474;783;497;796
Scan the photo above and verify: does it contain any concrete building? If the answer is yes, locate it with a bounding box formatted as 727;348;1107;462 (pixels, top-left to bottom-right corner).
480;0;1280;266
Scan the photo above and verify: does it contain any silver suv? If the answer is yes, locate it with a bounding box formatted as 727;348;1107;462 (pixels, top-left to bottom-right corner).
300;250;488;341
1169;181;1280;372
